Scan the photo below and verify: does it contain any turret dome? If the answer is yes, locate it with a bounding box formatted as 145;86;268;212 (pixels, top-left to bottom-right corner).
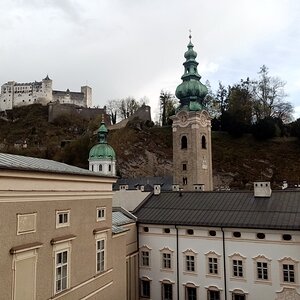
175;34;208;111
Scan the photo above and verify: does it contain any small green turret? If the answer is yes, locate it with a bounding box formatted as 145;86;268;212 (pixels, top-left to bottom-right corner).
88;119;116;175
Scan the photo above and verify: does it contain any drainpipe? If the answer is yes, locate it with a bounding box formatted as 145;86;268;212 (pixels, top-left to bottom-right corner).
221;227;227;300
175;225;179;300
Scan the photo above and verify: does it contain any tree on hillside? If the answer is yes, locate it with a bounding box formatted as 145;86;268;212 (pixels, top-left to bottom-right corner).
215;81;229;115
159;90;177;126
106;100;118;124
251;65;293;122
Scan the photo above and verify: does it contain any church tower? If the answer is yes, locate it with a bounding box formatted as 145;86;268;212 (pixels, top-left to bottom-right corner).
171;35;213;191
88;120;116;176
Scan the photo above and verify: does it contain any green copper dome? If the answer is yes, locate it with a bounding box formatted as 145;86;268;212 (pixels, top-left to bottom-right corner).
175;34;208;111
89;121;116;161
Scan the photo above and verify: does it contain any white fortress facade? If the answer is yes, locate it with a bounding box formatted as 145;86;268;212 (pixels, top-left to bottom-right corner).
0;75;92;112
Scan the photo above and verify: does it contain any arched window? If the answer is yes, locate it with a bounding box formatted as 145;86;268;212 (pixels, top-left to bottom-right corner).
181;136;187;149
99;164;102;172
201;135;206;149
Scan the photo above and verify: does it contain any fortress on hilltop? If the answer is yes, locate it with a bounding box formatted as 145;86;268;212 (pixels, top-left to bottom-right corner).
0;75;92;112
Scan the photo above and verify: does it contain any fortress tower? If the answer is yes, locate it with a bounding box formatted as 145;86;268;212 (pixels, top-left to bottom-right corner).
171;35;213;191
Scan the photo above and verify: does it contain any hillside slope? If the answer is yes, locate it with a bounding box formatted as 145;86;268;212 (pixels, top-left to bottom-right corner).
1;104;300;189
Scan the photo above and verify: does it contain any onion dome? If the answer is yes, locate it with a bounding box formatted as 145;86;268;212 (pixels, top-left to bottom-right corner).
89;121;116;161
175;34;208;111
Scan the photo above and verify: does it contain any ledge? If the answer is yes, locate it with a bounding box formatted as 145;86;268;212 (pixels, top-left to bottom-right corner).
50;234;76;245
10;242;43;254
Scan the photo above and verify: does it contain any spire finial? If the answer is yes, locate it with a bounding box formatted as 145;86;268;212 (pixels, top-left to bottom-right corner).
189;29;192;41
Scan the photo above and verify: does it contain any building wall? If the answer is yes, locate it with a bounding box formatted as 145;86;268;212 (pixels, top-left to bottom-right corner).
138;224;300;300
0;169;131;300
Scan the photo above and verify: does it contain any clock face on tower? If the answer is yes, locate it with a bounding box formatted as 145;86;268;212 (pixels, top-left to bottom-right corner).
180;114;187;124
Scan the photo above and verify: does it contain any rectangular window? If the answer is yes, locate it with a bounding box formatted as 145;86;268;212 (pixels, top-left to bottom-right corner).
233;259;243;277
186;287;197;300
183;163;187;171
257;262;268;280
208;257;218;274
96;239;105;273
208;290;220;300
141;279;150;298
56;210;70;228
283;264;295;283
141;251;150;267
233;294;246;300
186;255;195;272
163;253;171;269
97;207;106;221
162;283;173;300
55;250;68;293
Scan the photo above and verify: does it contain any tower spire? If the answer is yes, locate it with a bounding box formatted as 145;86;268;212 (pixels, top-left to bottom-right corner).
175;34;208;111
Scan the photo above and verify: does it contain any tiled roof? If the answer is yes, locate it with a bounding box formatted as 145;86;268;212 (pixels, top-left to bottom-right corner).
0;153;102;177
112;211;135;226
133;191;300;230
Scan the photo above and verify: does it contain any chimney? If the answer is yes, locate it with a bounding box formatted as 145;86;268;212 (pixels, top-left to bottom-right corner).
172;184;180;192
254;181;272;197
153;184;161;195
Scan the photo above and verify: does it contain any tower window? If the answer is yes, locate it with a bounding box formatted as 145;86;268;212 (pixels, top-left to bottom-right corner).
182;163;187;171
181;136;187;149
99;164;102;171
201;135;206;149
183;177;188;185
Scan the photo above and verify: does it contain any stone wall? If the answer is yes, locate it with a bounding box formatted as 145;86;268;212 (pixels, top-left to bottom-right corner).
48;102;110;123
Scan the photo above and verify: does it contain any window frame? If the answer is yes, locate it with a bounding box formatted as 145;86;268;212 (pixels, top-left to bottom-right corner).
95;232;107;274
56;210;70;229
160;247;174;271
96;207;106;222
229;253;246;281
183;249;197;274
140;277;151;298
279;257;298;285
53;241;72;295
252;255;271;283
140;245;152;268
161;280;174;300
184;282;198;300
205;251;221;278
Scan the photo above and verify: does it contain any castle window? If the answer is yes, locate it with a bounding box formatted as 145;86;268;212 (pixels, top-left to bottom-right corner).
181;136;187;149
183;163;187;171
201;135;206;149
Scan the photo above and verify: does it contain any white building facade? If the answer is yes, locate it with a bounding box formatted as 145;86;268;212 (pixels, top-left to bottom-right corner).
134;185;300;300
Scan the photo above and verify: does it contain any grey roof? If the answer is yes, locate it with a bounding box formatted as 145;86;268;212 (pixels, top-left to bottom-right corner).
0;153;103;177
113;176;173;191
112;211;135;226
112;225;128;234
133;191;300;230
111;210;135;234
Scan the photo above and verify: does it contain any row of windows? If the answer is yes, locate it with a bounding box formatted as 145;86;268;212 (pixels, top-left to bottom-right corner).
140;248;298;284
140;280;246;300
91;164;112;172
181;135;207;149
17;208;106;235
142;227;293;241
56;208;106;227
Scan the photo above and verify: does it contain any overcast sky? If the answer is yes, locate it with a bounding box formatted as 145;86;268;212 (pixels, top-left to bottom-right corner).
1;0;300;120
